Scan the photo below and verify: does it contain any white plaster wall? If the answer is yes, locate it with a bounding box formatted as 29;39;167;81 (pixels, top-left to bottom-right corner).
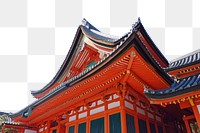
24;129;37;133
79;112;87;119
108;101;120;109
90;106;105;115
148;112;154;119
124;101;134;110
136;107;145;115
69;115;76;122
156;116;161;122
197;105;200;114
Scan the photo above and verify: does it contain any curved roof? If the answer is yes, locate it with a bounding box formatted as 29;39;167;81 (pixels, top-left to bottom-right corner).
31;19;124;96
32;18;171;97
81;26;119;44
144;73;200;99
167;49;200;71
81;18;119;43
11;18;173;119
11;20;134;118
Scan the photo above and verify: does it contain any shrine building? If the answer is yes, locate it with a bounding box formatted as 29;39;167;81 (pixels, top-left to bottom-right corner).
1;18;200;133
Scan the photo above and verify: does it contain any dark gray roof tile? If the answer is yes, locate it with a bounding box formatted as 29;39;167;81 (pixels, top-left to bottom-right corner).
145;73;200;99
168;49;200;70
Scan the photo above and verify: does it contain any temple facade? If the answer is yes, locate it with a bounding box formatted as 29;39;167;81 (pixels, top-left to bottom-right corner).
1;18;200;133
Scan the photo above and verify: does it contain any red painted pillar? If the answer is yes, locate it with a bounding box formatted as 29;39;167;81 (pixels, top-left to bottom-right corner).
119;84;127;133
57;123;60;133
152;110;158;133
104;100;109;133
134;115;139;133
86;104;90;133
120;108;127;133
120;98;127;133
22;128;25;133
47;120;51;133
2;126;5;133
133;101;139;133
19;128;23;133
86;117;89;133
65;124;68;133
75;112;78;133
145;109;150;133
163;124;166;133
183;118;191;133
192;105;200;129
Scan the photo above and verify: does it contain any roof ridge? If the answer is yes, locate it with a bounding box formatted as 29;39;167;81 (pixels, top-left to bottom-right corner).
168;49;200;69
169;49;200;63
144;73;200;99
10;19;139;117
82;18;100;31
81;18;142;43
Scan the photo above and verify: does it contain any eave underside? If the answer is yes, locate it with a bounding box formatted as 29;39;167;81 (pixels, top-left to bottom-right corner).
11;33;172;124
31;19;172;98
145;73;200;105
31;25;122;98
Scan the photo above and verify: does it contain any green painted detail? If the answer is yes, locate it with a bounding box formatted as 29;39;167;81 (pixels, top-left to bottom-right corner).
138;118;147;133
58;34;85;82
52;129;57;133
109;113;121;133
90;117;104;133
86;61;97;69
150;123;156;133
126;113;136;133
78;122;86;133
69;125;75;133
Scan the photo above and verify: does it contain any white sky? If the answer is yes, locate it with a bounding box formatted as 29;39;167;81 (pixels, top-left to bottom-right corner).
0;0;200;113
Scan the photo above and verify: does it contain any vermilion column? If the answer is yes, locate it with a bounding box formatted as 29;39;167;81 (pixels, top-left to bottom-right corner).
145;111;150;133
183;118;191;133
104;100;109;133
86;104;90;133
120;97;127;133
65;123;68;133
2;126;5;133
134;114;139;133
192;105;200;129
133;102;139;133
47;120;51;133
22;128;25;133
19;128;23;133
75;111;78;133
120;105;127;133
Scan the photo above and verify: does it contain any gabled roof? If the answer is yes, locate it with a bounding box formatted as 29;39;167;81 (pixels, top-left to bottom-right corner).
10;18;173;120
31;18;170;98
31;19;124;97
81;19;119;43
134;21;169;67
144;73;200;99
167;49;200;71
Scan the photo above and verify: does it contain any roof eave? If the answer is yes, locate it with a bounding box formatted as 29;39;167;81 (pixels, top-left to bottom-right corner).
145;84;200;100
31;26;83;96
133;32;173;85
10;33;134;119
166;60;200;72
135;22;169;67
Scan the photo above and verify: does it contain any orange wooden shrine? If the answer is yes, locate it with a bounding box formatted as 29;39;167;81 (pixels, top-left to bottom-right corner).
2;18;200;133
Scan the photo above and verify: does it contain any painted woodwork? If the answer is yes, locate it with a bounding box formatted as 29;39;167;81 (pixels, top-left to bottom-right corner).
2;19;199;133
